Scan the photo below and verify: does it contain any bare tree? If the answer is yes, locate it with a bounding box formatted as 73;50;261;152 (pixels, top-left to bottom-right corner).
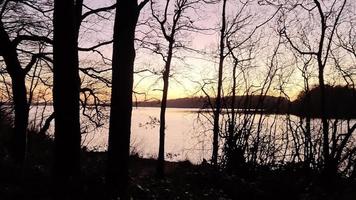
276;0;351;178
210;0;227;166
53;0;117;198
211;0;279;167
0;0;52;165
149;0;200;176
106;0;148;199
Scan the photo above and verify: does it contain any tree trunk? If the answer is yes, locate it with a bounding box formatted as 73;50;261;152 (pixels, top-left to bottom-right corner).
106;1;141;199
157;45;173;176
0;21;29;165
11;75;29;164
304;80;312;168
318;67;335;178
304;116;312;166
212;0;227;166
226;59;237;172
53;0;81;198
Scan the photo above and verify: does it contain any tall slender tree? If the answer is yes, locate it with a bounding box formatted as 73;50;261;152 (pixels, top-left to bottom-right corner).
106;0;148;199
212;0;227;166
149;0;199;177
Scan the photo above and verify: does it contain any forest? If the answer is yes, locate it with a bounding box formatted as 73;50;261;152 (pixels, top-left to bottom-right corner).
1;0;356;199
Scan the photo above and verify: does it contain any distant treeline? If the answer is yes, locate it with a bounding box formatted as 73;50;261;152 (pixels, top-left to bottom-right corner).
292;85;356;119
137;85;356;118
136;95;290;112
3;85;355;118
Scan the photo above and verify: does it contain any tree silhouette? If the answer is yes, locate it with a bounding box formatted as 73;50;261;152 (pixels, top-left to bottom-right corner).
52;0;81;198
148;0;201;177
278;0;349;179
210;0;227;167
0;0;52;165
106;0;148;199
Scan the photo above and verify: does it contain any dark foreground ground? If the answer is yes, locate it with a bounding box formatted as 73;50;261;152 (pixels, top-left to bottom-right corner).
2;152;356;200
1;131;356;200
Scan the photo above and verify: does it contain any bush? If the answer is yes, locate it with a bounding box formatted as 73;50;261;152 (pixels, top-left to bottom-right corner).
0;104;54;168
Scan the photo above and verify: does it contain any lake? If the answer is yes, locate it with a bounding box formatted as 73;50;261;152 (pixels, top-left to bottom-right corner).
30;107;215;164
29;106;355;165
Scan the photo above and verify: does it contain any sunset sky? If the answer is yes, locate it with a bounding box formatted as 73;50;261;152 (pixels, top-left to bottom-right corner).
78;0;311;102
1;0;351;103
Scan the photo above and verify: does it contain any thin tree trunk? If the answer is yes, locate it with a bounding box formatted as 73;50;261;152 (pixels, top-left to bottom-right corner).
318;67;333;177
53;0;81;198
303;77;312;168
313;0;346;179
226;58;237;172
212;0;227;166
157;42;174;177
